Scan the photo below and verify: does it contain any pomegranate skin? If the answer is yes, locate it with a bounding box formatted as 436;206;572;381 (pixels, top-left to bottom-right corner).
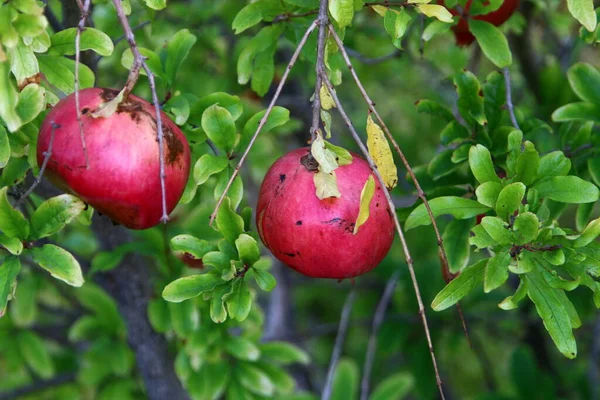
37;88;191;230
445;0;520;46
256;148;395;279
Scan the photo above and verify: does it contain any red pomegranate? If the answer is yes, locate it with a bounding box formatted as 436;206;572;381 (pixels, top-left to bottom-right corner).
37;88;191;229
447;0;520;46
256;148;395;279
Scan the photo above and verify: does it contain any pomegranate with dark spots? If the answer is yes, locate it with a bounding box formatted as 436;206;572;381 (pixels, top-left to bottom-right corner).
256;148;395;279
37;88;191;229
444;0;520;46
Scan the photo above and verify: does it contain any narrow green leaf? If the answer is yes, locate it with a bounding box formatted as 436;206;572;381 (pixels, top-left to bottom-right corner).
475;181;503;208
534;176;599;203
567;63;600;103
225;279;252;321
469;19;512;68
165;29;197;86
225;336;261;361
31;244;84;287
443;218;474;273
431;259;487;311
201;104;237;152
0;187;29;239
232;2;263;34
30;194;85;240
481;216;512;245
552;102;600;123
162;273;221;303
253;269;276;292
49;27;114;56
330;358;359;400
329;0;355;28
0;256;20;317
499;278;528;310
495;182;526;221
171;235;213;259
193;154;229;185
405;197;490;230
469;144;500;184
17;331;54;379
574;218;600;247
567;0;597;31
370;372;414;400
235;233;261;266
216;197;245;244
484;251;510;293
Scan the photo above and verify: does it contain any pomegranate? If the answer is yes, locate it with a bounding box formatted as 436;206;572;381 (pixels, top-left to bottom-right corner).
37;88;191;229
256;148;395;279
446;0;520;46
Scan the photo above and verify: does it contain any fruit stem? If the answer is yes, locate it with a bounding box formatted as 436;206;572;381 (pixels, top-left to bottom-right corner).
321;72;447;400
16;122;60;208
309;0;329;143
208;20;319;226
113;0;170;224
74;0;91;169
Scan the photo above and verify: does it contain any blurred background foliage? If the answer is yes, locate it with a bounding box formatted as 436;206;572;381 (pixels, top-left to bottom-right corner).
1;0;599;399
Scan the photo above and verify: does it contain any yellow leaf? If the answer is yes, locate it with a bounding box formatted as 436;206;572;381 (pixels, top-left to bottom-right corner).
417;4;454;23
366;114;397;189
407;0;432;4
311;133;338;174
313;169;341;200
370;5;388;16
91;88;125;119
353;175;375;234
320;84;335;111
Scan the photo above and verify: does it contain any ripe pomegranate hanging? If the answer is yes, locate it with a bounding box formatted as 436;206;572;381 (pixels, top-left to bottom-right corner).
37;88;191;229
445;0;520;46
256;148;395;279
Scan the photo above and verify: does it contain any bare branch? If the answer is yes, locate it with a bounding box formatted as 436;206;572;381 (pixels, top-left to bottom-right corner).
74;0;91;169
326;24;455;293
16;122;59;208
273;10;319;23
209;20;319;225
310;0;329;142
112;0;169;223
360;272;399;400
0;373;77;400
503;67;520;130
321;72;446;399
322;290;356;400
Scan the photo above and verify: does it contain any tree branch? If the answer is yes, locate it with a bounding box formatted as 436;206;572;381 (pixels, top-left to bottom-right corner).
75;0;91;169
209;20;318;225
0;372;76;400
503;67;520;130
310;0;329;142
345;47;401;65
321;290;356;400
321;71;446;399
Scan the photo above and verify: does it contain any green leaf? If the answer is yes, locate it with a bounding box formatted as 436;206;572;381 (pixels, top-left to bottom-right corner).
9;42;39;85
17;331;54;379
0;125;9;168
443;218;474;273
455;70;486;126
469;144;500;184
144;0;166;10
203;251;231;271
31;244;84;287
193;154;229;185
241;107;289;147
0;233;23;255
236;361;275;397
567;0;597;32
260;341;310;365
552;102;600;123
534;176;599;203
526;271;577;358
15;83;45;125
165;94;190;125
567;63;600;103
215;169;244;211
121;47;165;80
353;176;375;234
13;14;47;38
495;182;526;221
171;235;213;259
251;47;275;97
370;372;414;400
148;298;171;333
201;104;237;152
0;60;21;132
422;18;452;41
329;0;355;28
165;29;197;87
232;2;263;34
576;202;594;232
324;141;353;166
538;151;571;179
225;336;261;361
210;284;232;323
475;181;503;208
253;269;276;292
162;273;221;303
405;197;490;230
515;141;539;185
311;134;339;174
469;19;512;68
168;300;198;338
415;99;454;122
37;55;94;94
574;218;600;247
255;361;295;395
431;259;487;311
440;120;470;145
216;197;245;244
481;216;512;245
484;251;510;293
513;212;539;245
235;233;261;266
0;187;29;239
30;194;85;240
499;278;527;310
49;27;114;56
330;358;359;400
225;279;252;321
383;8;411;48
0;256;20;317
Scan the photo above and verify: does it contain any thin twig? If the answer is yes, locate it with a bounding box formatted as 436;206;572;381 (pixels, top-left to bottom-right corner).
321;72;446;399
74;0;91;169
16;122;59;208
360;272;400;400
114;21;150;45
322;290;356;400
503;67;520;130
310;0;329;141
345;47;401;65
112;0;169;223
326;24;455;292
364;1;409;7
209;20;318;225
0;372;77;400
273;10;318;23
